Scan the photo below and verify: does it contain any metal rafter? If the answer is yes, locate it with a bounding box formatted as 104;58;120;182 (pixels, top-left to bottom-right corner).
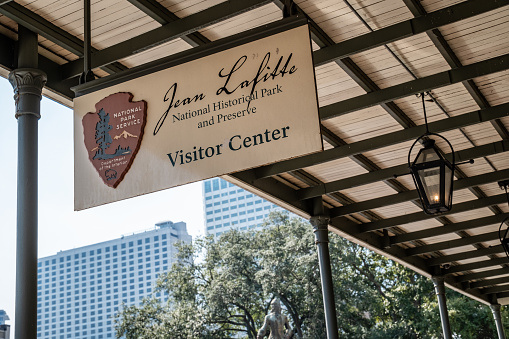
1;0;507;308
358;193;508;233
425;246;504;267
445;257;509;275
313;0;508;66
126;0;210;47
471;276;509;289
407;230;506;256
392;214;509;246
272;0;416;128
456;268;509;283
401;0;509;141
319;53;509;121
330;169;509;218
0;1;127;76
0;31;77;98
61;0;272;78
249;103;509;181
295;103;509;200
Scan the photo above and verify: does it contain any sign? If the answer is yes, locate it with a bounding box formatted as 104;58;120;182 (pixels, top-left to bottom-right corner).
74;23;322;210
81;92;147;188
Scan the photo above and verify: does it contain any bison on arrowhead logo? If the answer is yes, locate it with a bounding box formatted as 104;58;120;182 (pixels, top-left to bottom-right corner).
82;92;147;188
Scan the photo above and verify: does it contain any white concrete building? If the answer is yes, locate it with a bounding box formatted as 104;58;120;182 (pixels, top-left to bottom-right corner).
203;178;283;236
36;221;191;339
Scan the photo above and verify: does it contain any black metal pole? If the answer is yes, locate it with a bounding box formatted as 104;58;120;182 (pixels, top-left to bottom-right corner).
432;276;452;339
490;304;506;339
9;25;46;339
80;0;94;83
310;216;339;339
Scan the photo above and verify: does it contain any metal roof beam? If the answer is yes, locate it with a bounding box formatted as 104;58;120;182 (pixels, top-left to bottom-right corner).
323;138;507;204
359;193;508;233
250;101;509;181
331;169;509;217
445;257;509;275
0;32;15;69
407;229;506;256
426;245;504;267
0;1;126;76
319;53;509;120
126;0;210;47
330;168;509;218
479;284;509;295
364;193;507;234
0;2;83;55
313;0;508;67
61;0;271;78
470;276;509;289
402;0;509;141
280;0;416;129
393;213;509;246
456;267;509;283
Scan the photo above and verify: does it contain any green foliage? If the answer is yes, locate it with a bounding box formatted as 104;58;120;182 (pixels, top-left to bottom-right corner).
116;211;508;339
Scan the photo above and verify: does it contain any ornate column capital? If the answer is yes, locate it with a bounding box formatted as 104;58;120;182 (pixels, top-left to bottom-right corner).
490;304;501;314
432;276;446;295
9;68;47;119
310;215;330;244
310;215;330;230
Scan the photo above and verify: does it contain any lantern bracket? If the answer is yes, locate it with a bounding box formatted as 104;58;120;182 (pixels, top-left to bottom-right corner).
407;132;455;169
498;180;509;260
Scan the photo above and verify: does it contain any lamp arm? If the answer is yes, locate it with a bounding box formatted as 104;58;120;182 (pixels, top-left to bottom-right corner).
456;159;474;166
393;172;411;179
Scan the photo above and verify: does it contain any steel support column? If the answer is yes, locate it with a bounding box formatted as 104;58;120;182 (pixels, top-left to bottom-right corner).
9;25;46;339
432;276;452;339
310;216;338;339
490;304;506;339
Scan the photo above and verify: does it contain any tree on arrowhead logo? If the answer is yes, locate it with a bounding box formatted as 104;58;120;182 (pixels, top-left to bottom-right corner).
82;92;147;188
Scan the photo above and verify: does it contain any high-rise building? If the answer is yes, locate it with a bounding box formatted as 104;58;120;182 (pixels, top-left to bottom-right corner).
202;178;283;236
0;310;9;339
36;221;191;339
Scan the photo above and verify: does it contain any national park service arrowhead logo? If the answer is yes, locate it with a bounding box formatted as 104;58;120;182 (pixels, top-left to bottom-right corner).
82;92;147;188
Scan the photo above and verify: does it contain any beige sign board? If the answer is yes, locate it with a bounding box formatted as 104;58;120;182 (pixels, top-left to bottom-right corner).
74;24;322;210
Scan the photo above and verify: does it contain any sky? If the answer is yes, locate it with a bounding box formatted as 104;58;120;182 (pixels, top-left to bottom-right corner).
0;76;205;333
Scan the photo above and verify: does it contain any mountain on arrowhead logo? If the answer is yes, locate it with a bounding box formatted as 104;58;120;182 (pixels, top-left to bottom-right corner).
82;92;147;188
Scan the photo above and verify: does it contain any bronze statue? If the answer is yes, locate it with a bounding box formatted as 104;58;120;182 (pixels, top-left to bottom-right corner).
257;298;294;339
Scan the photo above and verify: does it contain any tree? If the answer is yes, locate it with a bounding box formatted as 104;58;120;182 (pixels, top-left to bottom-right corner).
116;211;509;338
93;108;113;160
115;212;325;338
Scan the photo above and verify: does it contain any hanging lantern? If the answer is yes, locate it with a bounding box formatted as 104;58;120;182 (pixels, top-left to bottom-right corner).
407;93;456;215
408;134;454;214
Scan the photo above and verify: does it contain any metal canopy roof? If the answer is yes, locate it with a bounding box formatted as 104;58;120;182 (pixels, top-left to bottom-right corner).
1;0;509;306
